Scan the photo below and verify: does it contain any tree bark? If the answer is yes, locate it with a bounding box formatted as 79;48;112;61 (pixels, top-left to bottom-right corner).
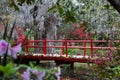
108;0;120;14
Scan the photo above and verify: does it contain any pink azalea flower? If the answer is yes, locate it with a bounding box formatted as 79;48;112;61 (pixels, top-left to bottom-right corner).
0;40;8;56
95;60;101;65
0;39;21;58
32;70;45;80
72;31;76;35
55;67;61;80
77;28;83;34
21;68;31;80
10;43;22;59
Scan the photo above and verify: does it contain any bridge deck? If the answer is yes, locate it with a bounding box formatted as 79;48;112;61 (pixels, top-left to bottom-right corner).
17;53;101;64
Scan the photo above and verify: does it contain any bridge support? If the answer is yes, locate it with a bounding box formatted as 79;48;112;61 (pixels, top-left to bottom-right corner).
55;60;74;69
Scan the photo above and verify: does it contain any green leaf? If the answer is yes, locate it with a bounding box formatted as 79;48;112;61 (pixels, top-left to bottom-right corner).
58;7;64;16
64;10;77;23
70;16;77;23
29;62;34;68
14;4;20;11
56;0;60;4
26;0;32;5
39;0;42;4
18;2;23;6
2;62;18;77
9;21;16;41
2;23;8;39
26;0;35;5
17;0;25;4
0;65;4;72
19;64;29;68
48;5;56;12
9;0;14;7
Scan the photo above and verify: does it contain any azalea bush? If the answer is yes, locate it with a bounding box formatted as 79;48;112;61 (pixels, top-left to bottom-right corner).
92;47;120;79
0;22;61;80
57;22;87;40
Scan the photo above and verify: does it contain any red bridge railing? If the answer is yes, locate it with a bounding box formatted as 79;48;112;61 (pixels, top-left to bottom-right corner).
22;39;118;59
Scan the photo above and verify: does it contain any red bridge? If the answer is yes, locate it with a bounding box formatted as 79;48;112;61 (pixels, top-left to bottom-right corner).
16;39;117;68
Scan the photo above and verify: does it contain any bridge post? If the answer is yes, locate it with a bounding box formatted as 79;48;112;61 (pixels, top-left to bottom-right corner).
26;40;29;55
90;39;93;58
62;39;65;55
43;38;47;56
70;63;74;69
84;39;86;57
65;39;68;58
109;40;112;58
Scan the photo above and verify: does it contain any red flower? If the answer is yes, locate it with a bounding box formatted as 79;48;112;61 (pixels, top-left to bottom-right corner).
72;31;76;35
77;28;83;34
17;34;25;44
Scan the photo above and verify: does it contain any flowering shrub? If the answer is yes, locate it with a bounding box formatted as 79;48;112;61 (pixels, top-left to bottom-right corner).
92;50;120;79
21;66;61;80
57;22;87;39
21;68;46;80
0;23;61;80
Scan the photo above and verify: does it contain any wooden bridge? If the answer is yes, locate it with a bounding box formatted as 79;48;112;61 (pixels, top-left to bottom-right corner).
16;39;118;68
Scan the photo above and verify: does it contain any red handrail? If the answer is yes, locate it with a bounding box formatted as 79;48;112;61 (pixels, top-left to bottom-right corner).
25;40;120;43
23;39;116;57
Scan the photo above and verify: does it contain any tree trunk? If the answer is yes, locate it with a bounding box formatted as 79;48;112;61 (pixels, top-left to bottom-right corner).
44;14;57;54
33;5;45;53
108;0;120;14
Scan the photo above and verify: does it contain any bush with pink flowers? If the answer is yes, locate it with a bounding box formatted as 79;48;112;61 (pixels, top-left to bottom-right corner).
0;23;61;80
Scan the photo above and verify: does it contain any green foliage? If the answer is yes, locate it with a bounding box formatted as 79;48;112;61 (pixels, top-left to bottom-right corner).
48;0;77;23
48;5;56;13
2;22;8;40
9;0;20;11
0;62;19;79
44;73;57;80
93;65;120;79
65;48;81;56
1;21;17;66
93;48;120;79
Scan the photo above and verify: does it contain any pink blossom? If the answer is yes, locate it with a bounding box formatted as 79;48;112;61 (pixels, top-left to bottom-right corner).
0;40;8;56
55;67;61;80
95;60;101;64
10;43;22;59
0;40;21;58
72;31;76;35
77;28;83;34
32;70;45;80
21;68;31;80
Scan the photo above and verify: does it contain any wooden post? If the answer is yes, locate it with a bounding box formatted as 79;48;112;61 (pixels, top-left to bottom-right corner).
84;39;86;57
70;63;74;69
62;39;65;55
65;39;68;58
43;38;47;56
90;39;93;58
